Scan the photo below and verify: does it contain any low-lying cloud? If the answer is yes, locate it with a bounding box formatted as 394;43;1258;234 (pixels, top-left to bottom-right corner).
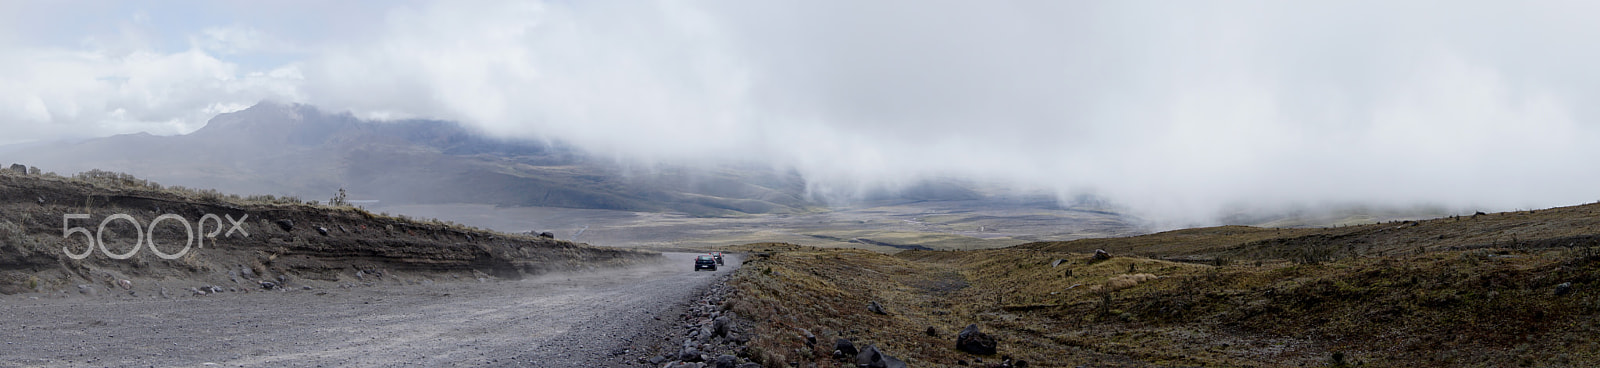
5;1;1600;223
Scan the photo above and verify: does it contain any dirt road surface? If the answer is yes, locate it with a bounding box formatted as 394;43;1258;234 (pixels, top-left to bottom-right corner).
0;252;737;367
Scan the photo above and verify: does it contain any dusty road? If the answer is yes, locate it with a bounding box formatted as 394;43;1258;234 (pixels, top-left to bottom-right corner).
0;252;737;367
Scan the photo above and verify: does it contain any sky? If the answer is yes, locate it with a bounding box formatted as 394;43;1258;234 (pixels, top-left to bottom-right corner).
2;0;1599;223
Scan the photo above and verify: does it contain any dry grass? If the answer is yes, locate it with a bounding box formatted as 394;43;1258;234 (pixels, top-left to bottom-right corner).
1022;203;1600;261
724;203;1600;367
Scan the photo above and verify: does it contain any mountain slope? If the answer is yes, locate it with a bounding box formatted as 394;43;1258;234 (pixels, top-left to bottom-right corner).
7;102;820;217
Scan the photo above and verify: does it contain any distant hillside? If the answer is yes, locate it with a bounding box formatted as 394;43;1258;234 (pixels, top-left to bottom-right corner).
4;102;838;216
1019;202;1600;262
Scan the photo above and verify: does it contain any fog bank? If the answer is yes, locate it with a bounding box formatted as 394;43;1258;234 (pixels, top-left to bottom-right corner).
4;1;1599;224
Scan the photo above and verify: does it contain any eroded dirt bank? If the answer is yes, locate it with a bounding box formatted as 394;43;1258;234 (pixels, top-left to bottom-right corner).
0;171;657;296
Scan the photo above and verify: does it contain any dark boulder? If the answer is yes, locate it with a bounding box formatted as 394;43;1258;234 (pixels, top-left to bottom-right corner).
316;226;329;236
856;345;906;368
537;231;555;239
7;164;26;174
856;345;885;368
1556;282;1574;296
883;354;908;368
275;219;295;232
957;324;997;355
833;338;858;359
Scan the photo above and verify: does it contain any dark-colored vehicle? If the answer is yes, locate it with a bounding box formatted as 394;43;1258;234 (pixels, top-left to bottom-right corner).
711;252;725;265
695;255;718;271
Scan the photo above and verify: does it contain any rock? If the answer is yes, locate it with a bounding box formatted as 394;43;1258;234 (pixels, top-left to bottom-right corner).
537;231;555;239
957;324;997;355
854;345;904;368
736;364;761;368
882;354;908;368
926;326;940;337
856;345;885;368
275;219;294;232
713;316;732;337
240;265;255;278
116;279;132;290
77;284;96;296
868;300;888;315
799;328;816;347
679;347;704;362
1093;249;1111;260
260;281;277;290
649;356;666;365
713;354;737;368
833;338;858;359
1015;360;1029;367
7;164;26;174
1051;259;1066;268
1556;282;1574;296
316;226;329;236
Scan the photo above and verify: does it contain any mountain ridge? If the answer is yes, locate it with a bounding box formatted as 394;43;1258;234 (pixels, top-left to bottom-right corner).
1;102;839;217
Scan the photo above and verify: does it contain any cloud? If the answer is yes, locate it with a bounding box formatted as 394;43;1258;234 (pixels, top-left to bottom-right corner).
7;1;1600;224
0;11;304;144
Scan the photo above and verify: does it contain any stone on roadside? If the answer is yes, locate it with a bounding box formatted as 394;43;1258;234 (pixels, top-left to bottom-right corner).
713;316;732;337
713;354;737;368
679;347;704;362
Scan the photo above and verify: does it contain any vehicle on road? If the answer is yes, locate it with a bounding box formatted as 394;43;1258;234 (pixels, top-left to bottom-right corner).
695;255;718;271
711;252;725;265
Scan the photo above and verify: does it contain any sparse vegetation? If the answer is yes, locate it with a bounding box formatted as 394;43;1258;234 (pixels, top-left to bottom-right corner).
724;202;1600;366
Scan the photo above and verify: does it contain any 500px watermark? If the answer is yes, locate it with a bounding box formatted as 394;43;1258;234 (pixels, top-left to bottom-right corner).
61;213;250;260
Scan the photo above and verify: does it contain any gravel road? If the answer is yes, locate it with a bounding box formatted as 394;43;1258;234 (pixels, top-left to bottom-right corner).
0;252;738;367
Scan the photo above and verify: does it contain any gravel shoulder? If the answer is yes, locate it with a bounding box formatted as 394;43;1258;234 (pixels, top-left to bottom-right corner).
0;252;738;367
